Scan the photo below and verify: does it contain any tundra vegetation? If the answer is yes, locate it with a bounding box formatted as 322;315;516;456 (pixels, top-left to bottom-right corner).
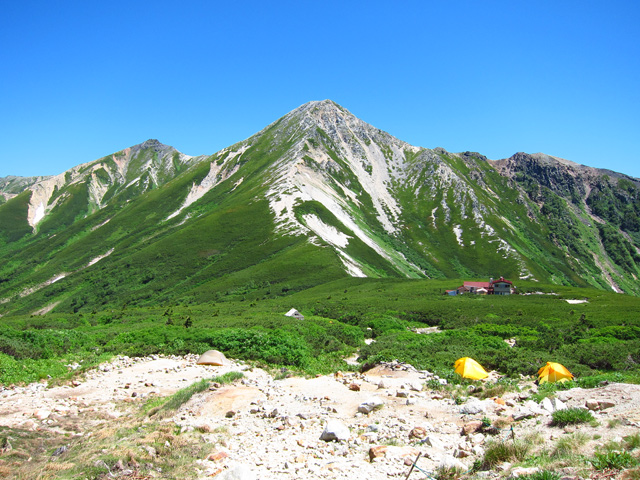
1;278;640;387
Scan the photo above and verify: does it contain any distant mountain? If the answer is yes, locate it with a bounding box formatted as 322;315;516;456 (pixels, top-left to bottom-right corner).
1;100;640;315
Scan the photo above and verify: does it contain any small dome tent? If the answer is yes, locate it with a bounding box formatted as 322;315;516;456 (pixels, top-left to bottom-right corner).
454;357;489;380
285;308;304;320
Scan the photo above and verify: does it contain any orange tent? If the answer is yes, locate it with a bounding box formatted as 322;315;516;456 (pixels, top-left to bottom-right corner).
538;362;573;384
454;357;489;380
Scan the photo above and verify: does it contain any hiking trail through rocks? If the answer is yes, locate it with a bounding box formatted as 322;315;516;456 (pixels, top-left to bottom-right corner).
2;355;640;479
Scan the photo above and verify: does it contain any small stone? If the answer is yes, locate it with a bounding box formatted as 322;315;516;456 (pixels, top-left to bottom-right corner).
598;400;616;410
52;446;68;456
225;410;236;418
207;451;229;462
144;446;157;457
358;397;384;414
215;464;256;480
409;427;427;440
33;409;51;420
460;402;485;415
369;445;387;462
409;381;423;392
349;383;360;391
454;447;471;458
585;399;600;411
509;466;540;478
461;421;483;435
439;455;466;470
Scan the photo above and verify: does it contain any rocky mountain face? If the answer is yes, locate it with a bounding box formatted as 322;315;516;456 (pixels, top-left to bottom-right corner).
1;100;639;315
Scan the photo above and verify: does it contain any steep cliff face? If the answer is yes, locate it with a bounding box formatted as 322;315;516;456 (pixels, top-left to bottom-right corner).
1;100;640;315
492;152;640;293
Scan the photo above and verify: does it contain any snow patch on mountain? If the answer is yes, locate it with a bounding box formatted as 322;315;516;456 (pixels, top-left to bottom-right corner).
303;214;349;248
19;273;70;298
87;248;115;267
33;202;45;225
453;225;464;246
431;207;438;228
337;250;366;277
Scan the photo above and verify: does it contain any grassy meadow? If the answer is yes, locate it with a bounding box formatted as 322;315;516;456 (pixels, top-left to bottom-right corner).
2;277;640;386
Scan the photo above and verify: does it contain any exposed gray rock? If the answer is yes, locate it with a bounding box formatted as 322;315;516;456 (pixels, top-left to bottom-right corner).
459;401;485;415
358;397;384;414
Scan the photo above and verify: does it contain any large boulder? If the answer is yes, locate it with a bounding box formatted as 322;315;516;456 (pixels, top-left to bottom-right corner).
196;350;229;366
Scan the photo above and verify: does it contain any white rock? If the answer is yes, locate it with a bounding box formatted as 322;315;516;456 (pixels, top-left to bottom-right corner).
509;466;540;478
409;381;423;392
216;464;257;480
33;409;51;420
585;399;600;411
358;397;385;414
320;419;350;442
439;455;467;470
540;397;566;413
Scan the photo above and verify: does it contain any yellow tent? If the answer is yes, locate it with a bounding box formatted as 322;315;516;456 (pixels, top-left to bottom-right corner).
454;357;489;380
538;362;573;384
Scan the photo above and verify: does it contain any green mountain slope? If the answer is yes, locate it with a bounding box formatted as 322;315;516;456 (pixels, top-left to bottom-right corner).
1;100;639;315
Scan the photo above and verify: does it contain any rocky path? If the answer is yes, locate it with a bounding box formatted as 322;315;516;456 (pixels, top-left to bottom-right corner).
2;356;640;479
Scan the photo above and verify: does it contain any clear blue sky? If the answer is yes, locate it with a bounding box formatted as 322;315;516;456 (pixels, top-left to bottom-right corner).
1;1;639;178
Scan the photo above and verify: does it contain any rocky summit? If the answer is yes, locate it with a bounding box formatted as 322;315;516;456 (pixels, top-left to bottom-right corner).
1;100;640;316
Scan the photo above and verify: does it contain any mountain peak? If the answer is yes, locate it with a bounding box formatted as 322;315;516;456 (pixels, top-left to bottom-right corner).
286;99;349;119
133;139;174;153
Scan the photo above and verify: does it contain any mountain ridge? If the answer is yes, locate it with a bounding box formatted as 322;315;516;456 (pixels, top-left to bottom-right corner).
1;100;640;315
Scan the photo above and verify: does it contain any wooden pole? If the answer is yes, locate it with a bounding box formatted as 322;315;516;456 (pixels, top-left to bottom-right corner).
405;452;422;479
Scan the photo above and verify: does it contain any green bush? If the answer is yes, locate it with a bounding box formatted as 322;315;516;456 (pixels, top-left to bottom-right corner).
551;408;595;427
589;450;636;470
521;471;562;480
481;440;531;469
